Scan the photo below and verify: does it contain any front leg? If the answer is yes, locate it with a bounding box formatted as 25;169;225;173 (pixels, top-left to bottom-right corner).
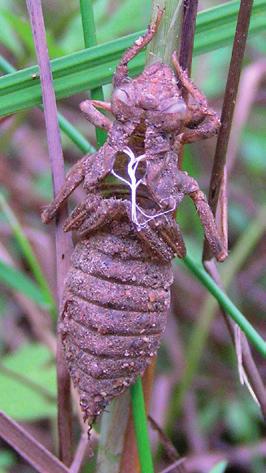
172;52;208;107
42;142;118;223
114;9;163;86
41;152;97;224
80;100;112;131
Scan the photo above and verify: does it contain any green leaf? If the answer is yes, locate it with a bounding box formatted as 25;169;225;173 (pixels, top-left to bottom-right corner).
0;259;49;308
0;343;56;421
209;461;228;473
0;0;265;116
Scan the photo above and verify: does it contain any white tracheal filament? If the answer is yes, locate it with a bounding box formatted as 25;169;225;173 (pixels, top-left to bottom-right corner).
111;146;174;230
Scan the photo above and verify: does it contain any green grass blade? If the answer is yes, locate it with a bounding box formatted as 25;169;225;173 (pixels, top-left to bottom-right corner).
0;193;56;318
130;378;154;473
0;56;95;154
182;255;266;357
0;260;49;308
0;0;265;116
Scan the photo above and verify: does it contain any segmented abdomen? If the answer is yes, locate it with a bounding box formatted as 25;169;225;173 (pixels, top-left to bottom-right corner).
60;220;173;423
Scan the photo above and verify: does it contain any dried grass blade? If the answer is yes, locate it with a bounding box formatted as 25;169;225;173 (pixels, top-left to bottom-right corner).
0;412;69;473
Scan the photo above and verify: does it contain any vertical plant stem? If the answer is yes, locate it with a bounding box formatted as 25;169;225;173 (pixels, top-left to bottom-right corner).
203;0;254;260
198;0;265;415
79;0;107;148
147;0;183;66
26;0;73;465
96;394;131;473
120;361;156;473
80;2;134;471
130;378;154;473
178;0;199;74
176;0;199;170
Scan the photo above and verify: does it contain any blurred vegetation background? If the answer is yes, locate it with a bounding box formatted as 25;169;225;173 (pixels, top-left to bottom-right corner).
0;1;265;472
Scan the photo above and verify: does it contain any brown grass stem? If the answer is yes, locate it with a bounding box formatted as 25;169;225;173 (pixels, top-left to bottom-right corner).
203;0;254;260
26;0;73;465
200;0;265;418
178;0;199;74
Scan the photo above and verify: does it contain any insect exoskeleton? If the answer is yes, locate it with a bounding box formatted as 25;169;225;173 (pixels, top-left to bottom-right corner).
59;217;173;422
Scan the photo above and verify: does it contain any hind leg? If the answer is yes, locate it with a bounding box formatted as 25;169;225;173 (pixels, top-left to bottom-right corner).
176;171;227;262
134;210;186;262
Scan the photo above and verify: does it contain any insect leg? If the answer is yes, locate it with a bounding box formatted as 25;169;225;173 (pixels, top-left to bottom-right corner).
177;171;227;262
113;9;163;86
79;100;112;131
172;53;221;143
149;214;187;259
68;197;129;236
41;152;97;224
135;212;186;262
180;113;220;144
172;52;208;107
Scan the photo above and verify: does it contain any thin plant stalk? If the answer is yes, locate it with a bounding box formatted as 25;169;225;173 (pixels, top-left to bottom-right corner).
182;253;265;358
203;0;254;260
199;0;265;413
26;0;73;465
79;3;141;471
120;360;156;473
121;3;188;471
130;378;154;473
96;394;131;473
178;0;199;73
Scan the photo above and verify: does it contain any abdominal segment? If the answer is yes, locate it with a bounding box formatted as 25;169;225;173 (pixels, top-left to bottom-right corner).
60;221;173;424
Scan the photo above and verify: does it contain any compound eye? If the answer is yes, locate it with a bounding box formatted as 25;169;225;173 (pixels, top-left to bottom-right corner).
113;87;130;105
163;98;187;118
